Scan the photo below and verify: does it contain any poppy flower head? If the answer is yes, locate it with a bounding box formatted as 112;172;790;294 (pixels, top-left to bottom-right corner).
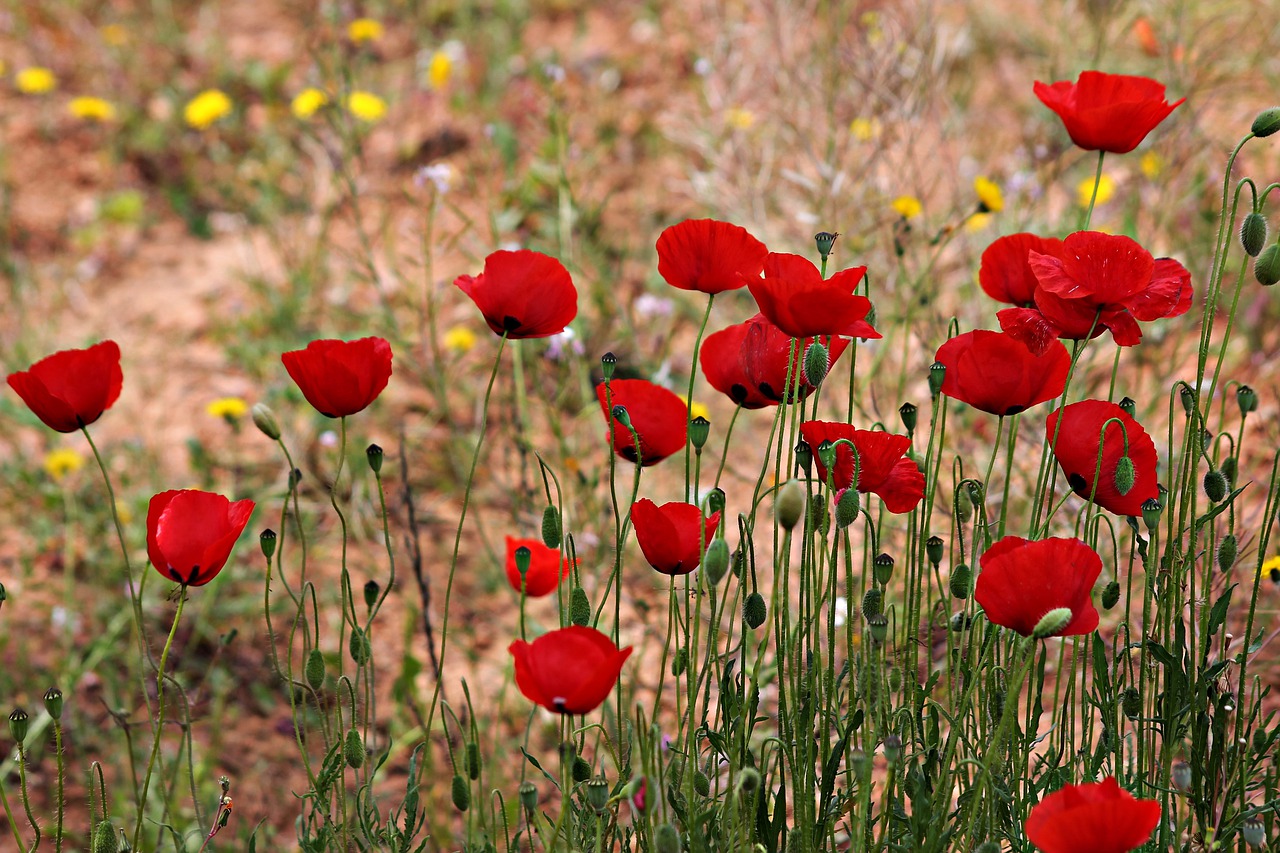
975;536;1102;638
454;249;577;339
799;421;924;514
1047;399;1159;517
7;340;123;433
746;253;881;339
656;218;769;294
1034;70;1184;154
596;379;688;466
146;489;256;587
504;536;574;597
934;330;1070;416
630;498;721;575
1024;776;1161;853
282;337;393;418
509;625;633;715
979;233;1066;307
700;314;849;409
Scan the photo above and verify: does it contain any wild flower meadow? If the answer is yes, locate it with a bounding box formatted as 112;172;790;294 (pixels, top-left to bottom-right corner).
2;5;1280;853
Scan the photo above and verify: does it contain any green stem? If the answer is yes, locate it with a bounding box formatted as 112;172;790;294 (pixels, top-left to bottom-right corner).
685;293;716;502
132;592;188;850
1081;150;1106;230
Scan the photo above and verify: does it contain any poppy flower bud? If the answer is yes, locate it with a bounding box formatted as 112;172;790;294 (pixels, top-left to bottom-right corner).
260;529;277;561
1179;385;1196;416
735;767;761;800
814;231;839;260
888;665;904;693
1102;580;1121;610
1142;498;1163;530
92;820;119;853
1032;606;1074;639
873;552;895;585
1252;107;1280;137
519;781;538;811
835;488;860;528
794;440;813;476
363;579;379;610
693;769;710;797
451;773;470;811
1121;686;1142;719
1243;817;1266;849
8;708;29;744
570;586;591;626
1171;759;1192;791
882;734;902;763
803;341;829;387
949;563;971;599
776;479;806;531
867;612;889;644
305;648;325;690
954;485;973;523
1204;469;1228;503
344;728;365;768
898;402;917;436
541;506;561;548
1113;455;1137;496
703;539;731;584
928;362;946;396
705;488;726;517
1255;243;1280;286
1217;534;1238;573
988;689;1005;722
288;467;304;489
655;823;682;853
1237;384;1259;416
44;687;63;720
601;351;618;381
1118;396;1137;416
251;403;282;440
365;443;383;473
466;742;481;779
926;535;944;566
743;592;767;629
1241;213;1268;257
349;627;371;665
573;756;592;782
862;587;883;618
688;415;711;450
815;440;839;478
671;647;687;676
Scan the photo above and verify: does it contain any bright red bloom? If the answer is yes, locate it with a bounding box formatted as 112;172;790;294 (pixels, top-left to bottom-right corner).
282;337;393;418
700;314;850;409
934;330;1070;416
146;489;255;587
979;233;1066;306
7;340;123;433
630;499;721;575
799;421;924;514
745;253;881;339
1047;400;1159;517
1025;776;1161;853
509;626;632;715
975;536;1101;638
656;218;769;294
504;536;573;597
454;249;577;338
1034;70;1184;154
597;379;688;466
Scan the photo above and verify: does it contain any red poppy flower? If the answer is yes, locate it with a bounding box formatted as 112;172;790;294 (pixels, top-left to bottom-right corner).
656;218;769;294
1025;776;1161;853
979;233;1066;307
975;536;1101;638
146;489;255;587
934;330;1070;416
798;421;924;514
7;340;123;433
745;253;881;339
509;625;633;715
454;249;577;338
504;536;574;597
596;379;688;466
1034;71;1184;154
282;337;393;418
700;314;850;409
630;499;721;575
1046;400;1159;517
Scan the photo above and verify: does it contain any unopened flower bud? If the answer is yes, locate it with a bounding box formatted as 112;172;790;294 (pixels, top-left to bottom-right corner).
776;479;806;531
92;820;119;853
305;648;325;690
689;415;711;450
344;728;365;768
1142;498;1163;531
365;443;383;473
1121;686;1142;719
926;535;944;566
955;485;973;523
251;403;282;440
1255;243;1280;287
794;440;813;476
705;487;726;517
541;506;561;548
260;529;277;561
815;231;839;260
974;843;1002;853
466;742;481;779
743;592;768;629
1179;385;1196;416
803;341;829;387
519;780;538;811
0;581;6;610
349;627;371;665
451;773;470;811
1242;213;1268;257
655;823;682;853
9;708;29;744
1204;469;1228;503
862;587;883;619
693;769;710;797
570;586;591;626
1171;759;1192;791
899;402;917;436
572;756;592;782
1118;396;1136;417
363;579;379;610
949;563;971;599
671;647;688;676
835;488;860;528
867;612;889;644
815;440;838;477
703;539;730;584
1221;456;1238;487
882;734;902;763
1251;106;1280;138
1102;580;1121;610
1113;455;1136;496
44;687;63;721
1033;606;1073;639
873;552;894;585
1217;534;1238;573
928;362;946;396
735;767;761;799
601;351;617;381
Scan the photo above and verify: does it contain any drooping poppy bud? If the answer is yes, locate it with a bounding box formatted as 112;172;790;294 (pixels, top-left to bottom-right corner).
743;592;767;629
1254;244;1280;286
1252;107;1280;138
1241;213;1268;257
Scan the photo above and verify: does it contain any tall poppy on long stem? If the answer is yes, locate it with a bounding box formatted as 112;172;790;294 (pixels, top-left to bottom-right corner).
934;330;1069;416
1034;70;1183;154
597;379;688;466
7;340;123;432
631;499;720;575
509;626;632;715
455;249;577;338
974;535;1101;639
1046;399;1158;517
146;489;256;587
656;218;769;294
1025;776;1161;853
282;337;393;418
746;253;880;339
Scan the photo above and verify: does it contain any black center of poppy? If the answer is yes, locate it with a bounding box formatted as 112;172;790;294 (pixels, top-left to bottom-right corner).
759;382;781;402
730;384;749;405
620;446;640;464
1004;405;1026;416
1067;472;1089;495
502;315;523;332
552;697;568;713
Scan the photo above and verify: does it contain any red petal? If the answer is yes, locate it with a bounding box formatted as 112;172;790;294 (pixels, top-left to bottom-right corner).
1046;400;1159;516
979;234;1064;306
657;219;768;294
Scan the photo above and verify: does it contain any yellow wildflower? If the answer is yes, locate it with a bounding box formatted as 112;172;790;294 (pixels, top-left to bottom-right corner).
974;176;1004;213
892;196;922;220
16;67;56;95
101;24;128;46
849;117;881;142
724;107;756;130
206;397;249;421
345;91;387;123
184;89;232;129
43;448;85;481
68;96;116;122
426;50;453;91
1140;151;1164;180
443;326;478;354
1261;555;1280;584
347;18;384;44
678;394;711;423
966;213;992;232
1077;173;1116;208
291;88;328;119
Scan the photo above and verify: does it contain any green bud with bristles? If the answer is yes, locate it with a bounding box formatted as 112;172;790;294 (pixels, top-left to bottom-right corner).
1242;213;1268;257
541;506;561;548
349;628;371;665
974;843;1002;853
1255;243;1280;286
949;563;971;599
466;742;481;779
693;769;710;797
570;586;591;626
1204;469;1228;503
1121;686;1142;720
572;756;592;782
363;579;379;611
344;728;365;768
807;493;829;535
305;649;325;691
835;488;860;528
776;480;805;531
705;488;726;517
1113;455;1136;496
655;823;682;853
92;821;119;853
1102;580;1121;610
451;773;470;811
1221;456;1238;487
736;767;761;798
671;647;688;676
803;341;829;387
862;587;883;619
743;592;767;629
1251;107;1280;137
955;485;973;523
1217;534;1238;573
1033;607;1074;639
703;539;730;585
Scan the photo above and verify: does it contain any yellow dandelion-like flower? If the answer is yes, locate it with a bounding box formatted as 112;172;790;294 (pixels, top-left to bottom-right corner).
724;107;756;130
43;448;86;481
892;196;922;220
291;88;328;119
16;67;57;95
101;24;128;46
426;50;453;91
347;17;384;44
68;96;116;122
1260;555;1280;584
966;212;993;232
443;326;478;354
1140;151;1164;180
345;90;387;123
974;176;1004;213
850;117;881;142
206;397;249;421
678;394;711;423
184;89;232;129
1077;173;1116;208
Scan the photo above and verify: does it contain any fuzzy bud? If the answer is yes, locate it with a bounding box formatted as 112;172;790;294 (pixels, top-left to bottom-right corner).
703;539;730;585
882;734;902;763
776;479;806;531
305;649;325;691
671;647;688;676
572;756;592;783
1221;456;1238;487
743;592;768;629
835;488;860;528
1242;213;1268;257
736;767;761;798
926;535;944;566
949;563;971;599
1255;243;1280;287
466;742;481;779
43;687;63;721
365;443;383;473
541;506;561;548
655;823;682;853
862;587;883;619
251;403;282;440
955;485;973;523
349;628;371;665
1251;107;1280;138
1121;686;1142;720
693;769;710;797
1217;534;1238;573
873;552;895;585
570;586;591;626
92;821;119;853
451;773;470;811
803;341;829;387
1033;607;1074;639
344;728;365;768
1102;580;1121;610
1204;469;1228;503
1113;455;1136;496
1179;385;1196;416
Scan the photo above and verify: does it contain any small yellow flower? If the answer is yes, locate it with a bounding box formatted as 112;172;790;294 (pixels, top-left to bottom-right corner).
443;326;478;354
849;117;881;142
184;89;232;129
966;212;993;232
206;397;249;421
16;67;56;95
678;394;711;423
892;196;922;220
345;90;387;123
43;448;86;481
1261;555;1280;584
68;96;116;122
347;17;384;44
974;176;1004;213
101;24;128;46
724;107;756;130
1077;173;1116;208
426;50;453;91
1140;151;1164;180
291;88;328;119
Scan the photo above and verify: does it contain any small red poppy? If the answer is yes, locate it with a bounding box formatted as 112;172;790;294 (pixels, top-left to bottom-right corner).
978;233;1066;307
596;379;688;466
504;536;574;597
798;421;924;514
282;337;393;418
7;340;123;433
509;625;633;715
630;498;721;575
454;249;577;338
975;536;1101;638
146;489;256;587
745;253;881;339
934;330;1070;416
1046;400;1159;517
1034;70;1184;154
656;218;769;294
1025;776;1161;853
700;314;850;409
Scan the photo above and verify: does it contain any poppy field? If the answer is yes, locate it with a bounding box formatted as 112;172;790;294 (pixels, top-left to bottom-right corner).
2;2;1280;852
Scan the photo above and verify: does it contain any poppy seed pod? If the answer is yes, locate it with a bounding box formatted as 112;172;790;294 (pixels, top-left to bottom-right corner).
1242;816;1266;848
926;535;944;566
9;708;29;745
873;552;895;585
251;402;282;440
899;402;917;435
1171;759;1192;791
776;480;806;531
1142;498;1163;531
815;231;839;260
743;592;767;629
44;687;63;720
882;734;902;763
928;361;946;396
1118;396;1137;416
794;440;813;476
541;505;561;548
974;843;1002;853
1255;243;1280;286
688;415;711;450
1237;385;1258;416
1241;213;1268;257
365;443;383;473
867;612;889;644
519;781;538;811
601;351;617;380
586;777;611;813
260;529;277;561
1252;107;1280;137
